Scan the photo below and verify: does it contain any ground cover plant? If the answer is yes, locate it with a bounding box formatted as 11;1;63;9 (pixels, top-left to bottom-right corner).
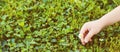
0;0;120;52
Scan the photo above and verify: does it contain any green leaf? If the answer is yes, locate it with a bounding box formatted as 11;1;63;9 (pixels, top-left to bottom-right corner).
18;21;24;27
113;0;120;5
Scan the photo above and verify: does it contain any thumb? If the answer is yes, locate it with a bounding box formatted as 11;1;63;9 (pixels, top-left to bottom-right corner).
84;30;95;43
79;26;88;45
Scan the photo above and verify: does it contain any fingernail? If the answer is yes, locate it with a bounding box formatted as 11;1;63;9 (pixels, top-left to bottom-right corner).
82;42;85;45
84;39;88;43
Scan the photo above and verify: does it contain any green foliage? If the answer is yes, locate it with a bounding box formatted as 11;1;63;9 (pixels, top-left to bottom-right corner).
113;0;120;5
0;0;120;52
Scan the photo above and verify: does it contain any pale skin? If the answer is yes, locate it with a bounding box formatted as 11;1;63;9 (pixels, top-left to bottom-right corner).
79;6;120;45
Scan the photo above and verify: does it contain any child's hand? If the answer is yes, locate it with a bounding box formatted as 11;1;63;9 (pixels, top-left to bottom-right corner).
79;20;104;45
79;6;120;45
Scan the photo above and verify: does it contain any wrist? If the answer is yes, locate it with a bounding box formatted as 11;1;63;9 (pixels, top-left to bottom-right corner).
96;19;107;28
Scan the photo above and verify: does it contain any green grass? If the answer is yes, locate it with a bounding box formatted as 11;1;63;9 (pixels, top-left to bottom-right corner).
0;0;120;52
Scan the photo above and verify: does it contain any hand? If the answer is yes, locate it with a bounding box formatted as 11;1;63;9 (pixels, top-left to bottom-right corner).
79;20;105;45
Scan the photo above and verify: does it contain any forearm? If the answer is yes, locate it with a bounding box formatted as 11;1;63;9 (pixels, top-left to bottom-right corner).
98;6;120;27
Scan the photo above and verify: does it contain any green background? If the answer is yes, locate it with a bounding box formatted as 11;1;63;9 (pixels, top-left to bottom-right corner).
0;0;120;52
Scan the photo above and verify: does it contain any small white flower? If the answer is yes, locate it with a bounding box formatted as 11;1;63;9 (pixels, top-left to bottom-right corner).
99;38;104;42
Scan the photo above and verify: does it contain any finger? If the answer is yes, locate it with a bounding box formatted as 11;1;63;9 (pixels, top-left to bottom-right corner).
84;30;95;43
84;38;92;45
79;26;87;45
89;39;92;42
78;34;85;45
